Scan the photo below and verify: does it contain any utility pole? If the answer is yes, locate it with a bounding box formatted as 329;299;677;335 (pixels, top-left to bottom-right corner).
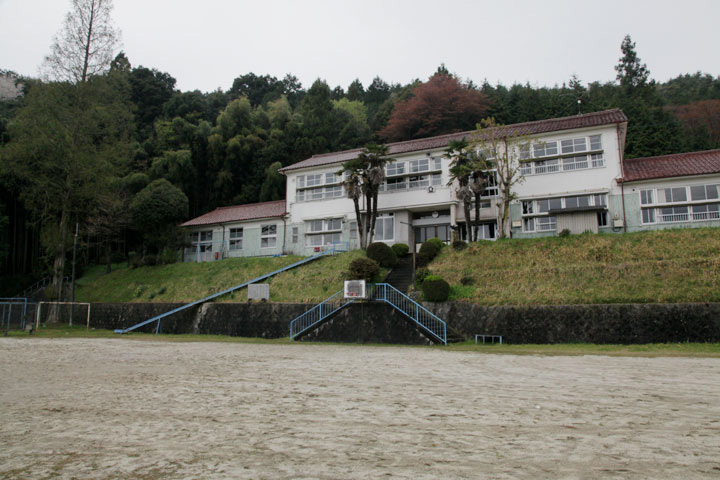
69;223;78;327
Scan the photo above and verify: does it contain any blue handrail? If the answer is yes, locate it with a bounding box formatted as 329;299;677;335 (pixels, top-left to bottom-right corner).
289;290;355;340
115;247;342;335
371;283;447;345
288;283;448;345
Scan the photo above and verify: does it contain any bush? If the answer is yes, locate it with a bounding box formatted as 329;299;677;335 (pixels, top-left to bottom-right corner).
415;252;432;267
366;242;397;268
460;275;474;286
452;240;467;251
348;257;380;281
422;275;450;302
559;229;571;237
419;238;444;261
391;243;409;258
159;247;178;265
415;267;431;285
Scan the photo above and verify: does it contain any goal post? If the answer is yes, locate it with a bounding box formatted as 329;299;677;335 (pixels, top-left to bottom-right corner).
35;302;91;331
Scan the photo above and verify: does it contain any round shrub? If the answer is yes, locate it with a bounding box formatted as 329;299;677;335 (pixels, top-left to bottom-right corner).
366;242;397;268
348;257;380;281
452;240;467;251
415;267;431;285
422;275;450;302
391;243;409;258
415;252;432;268
419;238;444;260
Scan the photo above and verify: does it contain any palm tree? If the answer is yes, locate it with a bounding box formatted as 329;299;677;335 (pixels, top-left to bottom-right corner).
445;138;475;241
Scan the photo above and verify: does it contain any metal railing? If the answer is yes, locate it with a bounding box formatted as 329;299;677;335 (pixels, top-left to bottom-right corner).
289;290;355;340
115;247;344;335
371;283;447;345
16;277;70;298
1;298;36;330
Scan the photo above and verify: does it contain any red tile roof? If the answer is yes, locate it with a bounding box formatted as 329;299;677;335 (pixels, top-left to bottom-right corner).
620;149;720;183
279;109;628;172
180;200;286;227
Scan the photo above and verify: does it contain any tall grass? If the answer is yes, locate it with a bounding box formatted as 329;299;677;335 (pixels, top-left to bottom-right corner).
429;228;720;304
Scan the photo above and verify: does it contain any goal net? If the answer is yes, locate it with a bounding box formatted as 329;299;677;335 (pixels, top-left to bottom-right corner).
35;302;91;330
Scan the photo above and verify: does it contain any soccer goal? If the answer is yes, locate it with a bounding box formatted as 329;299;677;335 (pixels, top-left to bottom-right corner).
35;302;91;331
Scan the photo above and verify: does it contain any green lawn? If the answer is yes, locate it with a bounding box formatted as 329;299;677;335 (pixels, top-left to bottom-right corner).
6;325;720;357
427;228;720;304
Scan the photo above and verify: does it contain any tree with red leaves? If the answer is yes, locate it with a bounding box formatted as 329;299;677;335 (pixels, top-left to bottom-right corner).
666;99;720;151
379;73;490;142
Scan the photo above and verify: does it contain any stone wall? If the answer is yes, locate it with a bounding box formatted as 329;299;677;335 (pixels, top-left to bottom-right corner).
88;301;720;344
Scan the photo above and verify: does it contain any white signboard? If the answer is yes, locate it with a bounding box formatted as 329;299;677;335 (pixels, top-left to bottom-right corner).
344;280;366;299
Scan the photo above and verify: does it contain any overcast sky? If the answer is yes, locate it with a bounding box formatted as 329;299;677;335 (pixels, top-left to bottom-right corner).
1;0;719;93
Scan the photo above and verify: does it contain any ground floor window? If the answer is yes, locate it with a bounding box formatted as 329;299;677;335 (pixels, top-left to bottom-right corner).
375;213;394;241
229;228;243;251
261;224;277;248
524;216;556;232
292;227;298;243
306;232;341;247
415;224;450;243
458;222;495;241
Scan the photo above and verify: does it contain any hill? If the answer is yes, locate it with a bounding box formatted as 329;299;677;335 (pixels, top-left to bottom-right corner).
75;250;370;304
426;228;720;305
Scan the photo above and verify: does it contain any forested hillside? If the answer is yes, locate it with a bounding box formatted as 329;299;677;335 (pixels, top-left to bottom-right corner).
1;31;719;294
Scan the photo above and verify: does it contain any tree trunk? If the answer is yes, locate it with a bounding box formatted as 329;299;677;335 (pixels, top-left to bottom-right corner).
353;197;364;250
49;204;70;323
474;193;481;241
464;202;474;242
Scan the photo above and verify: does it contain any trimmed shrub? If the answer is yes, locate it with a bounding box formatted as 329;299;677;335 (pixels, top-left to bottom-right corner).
452;240;467;251
415;252;432;268
366;242;397;268
391;243;409;258
348;257;380;281
419;238;444;261
422;275;450;302
415;267;431;285
159;247;178;264
559;228;571;237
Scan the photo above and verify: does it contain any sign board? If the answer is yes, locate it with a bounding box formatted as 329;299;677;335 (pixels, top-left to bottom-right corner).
248;284;270;301
344;280;366;299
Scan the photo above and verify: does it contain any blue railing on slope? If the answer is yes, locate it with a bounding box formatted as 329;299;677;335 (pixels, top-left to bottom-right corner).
114;247;343;335
289;290;355;340
371;283;447;345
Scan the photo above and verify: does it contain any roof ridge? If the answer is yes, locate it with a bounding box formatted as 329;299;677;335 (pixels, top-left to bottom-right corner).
311;147;364;159
214;199;286;210
626;148;720;162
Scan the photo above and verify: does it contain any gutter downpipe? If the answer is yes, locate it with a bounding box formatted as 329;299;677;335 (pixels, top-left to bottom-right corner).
282;213;288;255
617;122;628;233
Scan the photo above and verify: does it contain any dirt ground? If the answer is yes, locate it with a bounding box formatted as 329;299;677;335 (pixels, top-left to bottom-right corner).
1;338;719;479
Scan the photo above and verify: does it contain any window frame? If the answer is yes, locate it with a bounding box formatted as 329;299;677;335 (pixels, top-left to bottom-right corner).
260;224;277;249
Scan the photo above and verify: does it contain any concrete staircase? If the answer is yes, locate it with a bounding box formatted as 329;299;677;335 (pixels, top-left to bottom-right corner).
384;256;414;293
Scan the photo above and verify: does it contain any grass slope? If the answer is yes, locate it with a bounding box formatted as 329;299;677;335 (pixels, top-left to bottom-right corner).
428;228;720;304
75;250;374;304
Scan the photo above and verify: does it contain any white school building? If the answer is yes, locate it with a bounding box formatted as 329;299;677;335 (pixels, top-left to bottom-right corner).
180;109;720;261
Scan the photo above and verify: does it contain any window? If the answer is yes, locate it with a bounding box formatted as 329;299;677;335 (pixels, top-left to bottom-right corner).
261;224;277;248
659;206;689;222
349;222;357;240
640;189;654;205
297;176;305;188
408;175;430;189
292;227;298;244
432;173;442;186
536;216;557;231
562;155;588;171
659;187;687;203
565;195;591;209
534;159;560;174
523;217;535;232
691;184;720;201
537;198;562;213
200;231;212;242
692;204;720;220
386;161;405;177
229;228;243;251
309;188;324;200
325;172;340;184
533;141;558;158
481;172;498;197
520;163;532;175
642;208;656;224
561;137;587;154
306;232;341;247
519;144;531;160
306;174;323;187
522;201;534;214
324;185;343;198
386;177;407;191
589;135;602;151
409;158;429;173
597;211;608;227
593;194;608;207
325;218;342;231
296;190;305;202
591;153;605;168
307;219;323;233
433;157;442;170
375;213;394;241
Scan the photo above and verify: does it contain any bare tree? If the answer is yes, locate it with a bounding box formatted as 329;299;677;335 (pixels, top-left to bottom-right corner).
42;0;121;83
469;118;528;238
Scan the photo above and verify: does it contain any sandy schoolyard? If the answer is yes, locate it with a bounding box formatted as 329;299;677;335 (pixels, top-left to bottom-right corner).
1;338;719;479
